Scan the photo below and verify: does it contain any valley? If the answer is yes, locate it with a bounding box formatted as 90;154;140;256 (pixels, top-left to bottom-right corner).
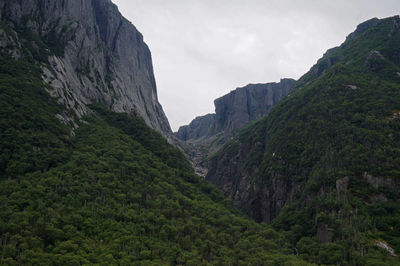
0;0;399;265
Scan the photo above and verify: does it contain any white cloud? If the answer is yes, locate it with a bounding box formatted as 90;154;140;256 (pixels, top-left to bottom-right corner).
112;0;399;131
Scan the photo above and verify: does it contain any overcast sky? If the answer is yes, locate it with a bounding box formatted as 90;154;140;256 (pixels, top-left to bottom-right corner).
112;0;399;131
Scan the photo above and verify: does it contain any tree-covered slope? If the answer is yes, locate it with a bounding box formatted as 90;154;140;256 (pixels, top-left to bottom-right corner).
0;34;308;265
207;16;400;265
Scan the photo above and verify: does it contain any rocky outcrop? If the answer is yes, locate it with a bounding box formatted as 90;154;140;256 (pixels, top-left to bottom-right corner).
0;0;171;134
175;114;216;141
176;79;295;141
364;50;385;70
214;79;295;134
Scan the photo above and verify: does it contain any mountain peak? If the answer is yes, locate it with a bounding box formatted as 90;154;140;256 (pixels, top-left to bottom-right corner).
346;17;380;41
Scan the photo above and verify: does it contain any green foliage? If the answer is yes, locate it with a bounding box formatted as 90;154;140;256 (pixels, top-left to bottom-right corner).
89;104;193;174
0;56;70;179
0;56;308;264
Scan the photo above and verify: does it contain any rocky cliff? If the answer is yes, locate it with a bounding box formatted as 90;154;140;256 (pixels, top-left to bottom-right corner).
214;79;295;134
176;79;295;141
175;114;216;141
0;0;171;134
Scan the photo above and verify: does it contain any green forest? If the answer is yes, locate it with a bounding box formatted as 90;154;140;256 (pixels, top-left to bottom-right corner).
0;54;309;264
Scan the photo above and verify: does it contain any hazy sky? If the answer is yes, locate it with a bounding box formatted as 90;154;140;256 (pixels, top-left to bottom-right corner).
112;0;399;131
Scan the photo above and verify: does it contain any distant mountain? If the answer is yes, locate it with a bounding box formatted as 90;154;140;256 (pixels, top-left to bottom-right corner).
176;79;295;141
0;0;171;134
207;16;400;265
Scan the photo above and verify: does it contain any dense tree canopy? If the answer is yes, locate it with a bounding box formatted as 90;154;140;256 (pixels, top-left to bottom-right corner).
0;52;307;264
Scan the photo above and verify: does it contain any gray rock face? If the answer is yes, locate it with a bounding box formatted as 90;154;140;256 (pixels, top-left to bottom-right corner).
0;0;171;134
175;114;216;141
176;79;295;141
214;79;295;134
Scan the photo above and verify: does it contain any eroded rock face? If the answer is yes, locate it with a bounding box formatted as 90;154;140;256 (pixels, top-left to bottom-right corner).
176;79;295;141
214;79;295;134
175;114;216;141
0;0;171;134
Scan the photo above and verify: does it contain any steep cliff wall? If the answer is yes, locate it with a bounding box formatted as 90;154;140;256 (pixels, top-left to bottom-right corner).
0;0;171;134
175;114;216;141
214;79;295;134
176;79;295;141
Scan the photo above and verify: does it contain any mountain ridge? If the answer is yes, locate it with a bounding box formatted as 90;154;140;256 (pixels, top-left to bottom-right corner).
206;15;400;264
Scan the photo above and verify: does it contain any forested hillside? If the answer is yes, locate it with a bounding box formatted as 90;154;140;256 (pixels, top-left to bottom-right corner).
0;50;307;264
207;16;400;265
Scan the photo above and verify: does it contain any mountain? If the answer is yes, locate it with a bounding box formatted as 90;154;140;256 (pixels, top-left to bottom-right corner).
1;0;399;264
0;0;309;264
176;79;295;177
0;0;171;134
176;79;295;141
207;16;400;265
